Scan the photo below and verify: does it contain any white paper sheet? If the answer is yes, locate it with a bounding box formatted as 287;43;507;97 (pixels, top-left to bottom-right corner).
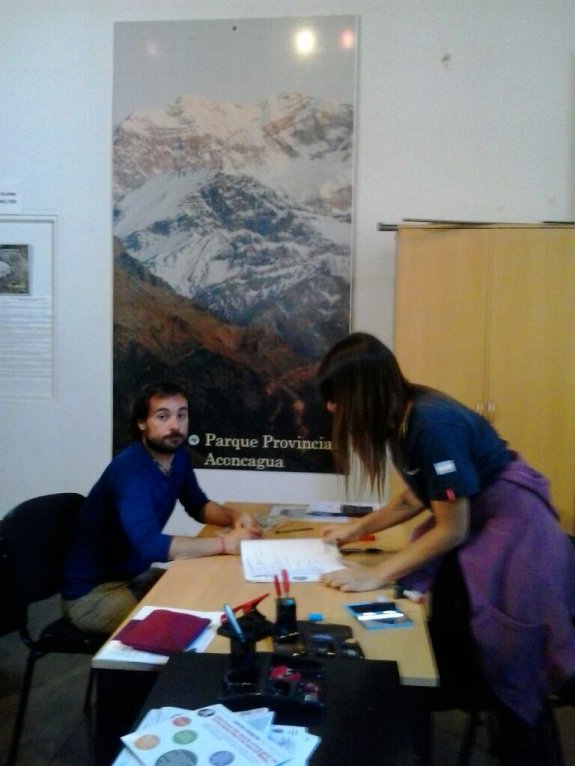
240;538;343;582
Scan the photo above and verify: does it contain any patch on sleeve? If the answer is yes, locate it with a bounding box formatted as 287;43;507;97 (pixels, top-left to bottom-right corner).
433;459;456;475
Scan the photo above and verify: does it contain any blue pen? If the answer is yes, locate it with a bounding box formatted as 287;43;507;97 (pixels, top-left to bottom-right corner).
223;603;245;643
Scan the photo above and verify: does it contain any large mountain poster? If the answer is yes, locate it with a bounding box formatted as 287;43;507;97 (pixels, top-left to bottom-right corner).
112;17;357;473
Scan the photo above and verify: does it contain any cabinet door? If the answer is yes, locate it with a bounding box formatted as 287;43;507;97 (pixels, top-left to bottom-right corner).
488;228;575;532
395;227;490;410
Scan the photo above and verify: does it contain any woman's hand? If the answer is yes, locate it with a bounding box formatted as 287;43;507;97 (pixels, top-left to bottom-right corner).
320;521;361;545
320;563;387;592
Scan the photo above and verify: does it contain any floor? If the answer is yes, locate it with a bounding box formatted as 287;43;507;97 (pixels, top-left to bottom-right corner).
1;598;574;766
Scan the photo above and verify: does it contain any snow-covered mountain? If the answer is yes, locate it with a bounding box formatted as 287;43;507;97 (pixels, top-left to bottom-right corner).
113;91;353;355
113;241;335;471
114;91;353;208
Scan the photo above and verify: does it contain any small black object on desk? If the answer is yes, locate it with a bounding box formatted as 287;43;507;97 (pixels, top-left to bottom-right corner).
217;596;273;644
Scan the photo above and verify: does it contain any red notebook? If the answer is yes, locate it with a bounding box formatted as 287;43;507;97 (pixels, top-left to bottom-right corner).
116;609;211;654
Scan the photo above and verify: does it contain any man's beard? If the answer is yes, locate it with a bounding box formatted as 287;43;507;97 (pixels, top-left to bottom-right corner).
144;433;185;454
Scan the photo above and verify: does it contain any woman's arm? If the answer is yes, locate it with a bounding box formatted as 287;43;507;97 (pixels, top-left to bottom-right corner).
321;497;470;592
320;488;426;545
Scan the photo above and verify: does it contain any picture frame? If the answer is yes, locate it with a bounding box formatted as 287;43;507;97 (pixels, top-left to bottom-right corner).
0;214;56;398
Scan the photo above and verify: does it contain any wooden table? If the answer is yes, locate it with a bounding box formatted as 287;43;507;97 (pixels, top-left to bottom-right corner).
93;502;437;686
92;502;438;764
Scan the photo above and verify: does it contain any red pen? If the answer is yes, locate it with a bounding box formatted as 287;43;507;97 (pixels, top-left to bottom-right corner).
273;574;282;598
281;568;290;596
235;593;269;614
220;593;269;624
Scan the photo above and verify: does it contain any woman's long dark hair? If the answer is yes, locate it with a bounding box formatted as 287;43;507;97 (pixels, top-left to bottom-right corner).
317;332;417;493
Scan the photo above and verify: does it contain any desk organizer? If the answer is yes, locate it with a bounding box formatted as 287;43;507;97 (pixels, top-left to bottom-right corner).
216;607;273;642
220;653;325;726
273;620;364;659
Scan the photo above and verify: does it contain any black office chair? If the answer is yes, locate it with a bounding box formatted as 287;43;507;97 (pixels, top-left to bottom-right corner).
452;534;575;766
456;701;566;766
0;493;109;766
428;546;572;766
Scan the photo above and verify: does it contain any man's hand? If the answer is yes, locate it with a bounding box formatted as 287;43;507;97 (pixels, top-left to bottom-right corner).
221;526;260;554
320;563;386;592
233;511;263;535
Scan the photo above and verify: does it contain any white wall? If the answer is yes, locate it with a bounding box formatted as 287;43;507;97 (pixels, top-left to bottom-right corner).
1;0;574;515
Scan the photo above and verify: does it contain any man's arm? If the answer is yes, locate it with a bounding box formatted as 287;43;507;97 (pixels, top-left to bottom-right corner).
168;501;262;560
167;527;253;559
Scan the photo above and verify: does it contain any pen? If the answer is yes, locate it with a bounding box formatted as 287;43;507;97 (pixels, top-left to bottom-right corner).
281;568;290;595
235;593;268;613
273;574;282;597
223;603;245;643
220;593;269;623
339;547;385;555
273;526;314;534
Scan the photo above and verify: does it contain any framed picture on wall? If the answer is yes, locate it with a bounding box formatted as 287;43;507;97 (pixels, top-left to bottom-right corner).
0;215;55;398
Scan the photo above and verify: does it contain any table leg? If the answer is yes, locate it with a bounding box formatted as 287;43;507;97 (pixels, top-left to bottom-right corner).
94;669;158;766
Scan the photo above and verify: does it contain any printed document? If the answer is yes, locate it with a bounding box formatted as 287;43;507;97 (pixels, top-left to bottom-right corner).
241;538;343;582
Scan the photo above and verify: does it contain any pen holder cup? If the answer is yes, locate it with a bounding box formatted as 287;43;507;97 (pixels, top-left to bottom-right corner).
273;597;298;641
229;630;257;670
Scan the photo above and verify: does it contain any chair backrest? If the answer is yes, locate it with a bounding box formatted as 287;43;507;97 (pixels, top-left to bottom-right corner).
1;493;85;612
0;530;20;636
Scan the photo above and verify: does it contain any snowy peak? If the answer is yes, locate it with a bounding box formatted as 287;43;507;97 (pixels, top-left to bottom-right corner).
113;89;353;360
114;91;353;207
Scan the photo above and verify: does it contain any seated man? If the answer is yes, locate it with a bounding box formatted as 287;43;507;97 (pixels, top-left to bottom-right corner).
61;380;261;634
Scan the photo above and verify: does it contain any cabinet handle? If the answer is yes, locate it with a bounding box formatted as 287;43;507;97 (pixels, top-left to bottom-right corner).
474;401;484;416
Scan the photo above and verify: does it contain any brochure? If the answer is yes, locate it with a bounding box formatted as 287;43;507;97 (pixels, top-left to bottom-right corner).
121;703;288;766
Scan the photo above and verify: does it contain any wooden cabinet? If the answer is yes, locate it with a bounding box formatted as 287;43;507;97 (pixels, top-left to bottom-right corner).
394;224;575;533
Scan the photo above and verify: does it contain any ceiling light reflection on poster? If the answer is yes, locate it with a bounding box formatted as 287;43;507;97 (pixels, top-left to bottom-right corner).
112;16;357;473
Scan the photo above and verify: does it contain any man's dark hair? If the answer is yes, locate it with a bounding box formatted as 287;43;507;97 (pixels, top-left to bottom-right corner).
129;380;190;441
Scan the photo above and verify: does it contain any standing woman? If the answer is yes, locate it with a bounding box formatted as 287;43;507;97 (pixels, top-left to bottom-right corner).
318;332;575;764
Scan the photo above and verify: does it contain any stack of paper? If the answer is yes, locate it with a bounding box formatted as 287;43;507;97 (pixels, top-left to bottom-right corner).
114;703;320;766
240;538;343;583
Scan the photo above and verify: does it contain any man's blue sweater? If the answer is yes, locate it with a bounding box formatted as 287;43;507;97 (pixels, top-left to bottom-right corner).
62;442;208;599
